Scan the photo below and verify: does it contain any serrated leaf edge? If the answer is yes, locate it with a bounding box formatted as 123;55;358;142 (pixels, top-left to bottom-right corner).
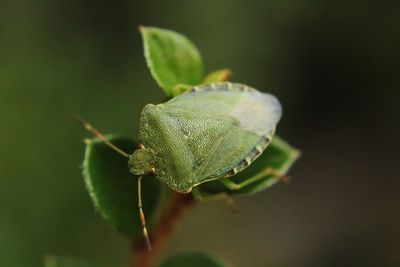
81;134;130;227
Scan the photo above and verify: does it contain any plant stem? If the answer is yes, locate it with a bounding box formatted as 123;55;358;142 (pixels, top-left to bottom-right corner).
132;192;195;267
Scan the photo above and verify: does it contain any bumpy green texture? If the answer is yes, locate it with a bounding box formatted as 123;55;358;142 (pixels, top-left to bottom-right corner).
44;256;97;267
140;26;203;97
82;135;162;236
198;135;300;195
137;82;282;193
158;251;230;267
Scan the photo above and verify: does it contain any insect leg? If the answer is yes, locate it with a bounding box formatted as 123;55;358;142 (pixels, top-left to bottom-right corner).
137;176;152;251
220;167;289;190
192;187;238;213
76;116;130;158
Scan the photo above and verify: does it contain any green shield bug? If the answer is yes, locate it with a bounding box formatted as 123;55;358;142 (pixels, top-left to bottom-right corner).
78;82;282;250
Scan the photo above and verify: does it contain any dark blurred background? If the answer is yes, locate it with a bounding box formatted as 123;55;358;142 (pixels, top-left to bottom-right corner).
1;0;399;266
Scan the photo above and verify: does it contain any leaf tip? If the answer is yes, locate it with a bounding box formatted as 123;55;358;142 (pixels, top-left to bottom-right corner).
222;69;233;80
203;68;233;83
292;148;302;159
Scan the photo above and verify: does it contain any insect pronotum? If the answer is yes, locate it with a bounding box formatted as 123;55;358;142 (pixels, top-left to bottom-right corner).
78;82;282;251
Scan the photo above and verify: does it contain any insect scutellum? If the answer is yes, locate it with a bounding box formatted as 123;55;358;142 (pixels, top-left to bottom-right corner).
77;116;153;251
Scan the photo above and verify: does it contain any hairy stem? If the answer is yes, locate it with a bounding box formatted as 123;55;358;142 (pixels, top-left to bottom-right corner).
132;192;195;267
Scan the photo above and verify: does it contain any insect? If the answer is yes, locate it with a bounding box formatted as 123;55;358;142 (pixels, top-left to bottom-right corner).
78;82;282;251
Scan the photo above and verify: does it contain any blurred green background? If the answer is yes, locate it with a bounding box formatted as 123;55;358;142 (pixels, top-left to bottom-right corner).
1;0;399;266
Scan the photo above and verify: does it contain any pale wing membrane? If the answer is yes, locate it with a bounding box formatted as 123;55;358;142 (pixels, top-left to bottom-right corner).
230;91;281;135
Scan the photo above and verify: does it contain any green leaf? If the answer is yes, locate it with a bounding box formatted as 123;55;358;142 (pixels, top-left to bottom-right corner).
198;135;300;195
82;135;163;236
44;255;97;267
140;26;203;97
203;69;232;83
157;251;231;267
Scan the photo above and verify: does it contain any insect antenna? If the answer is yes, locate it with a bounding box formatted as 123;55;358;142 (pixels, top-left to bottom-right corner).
76;116;130;158
137;175;152;251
